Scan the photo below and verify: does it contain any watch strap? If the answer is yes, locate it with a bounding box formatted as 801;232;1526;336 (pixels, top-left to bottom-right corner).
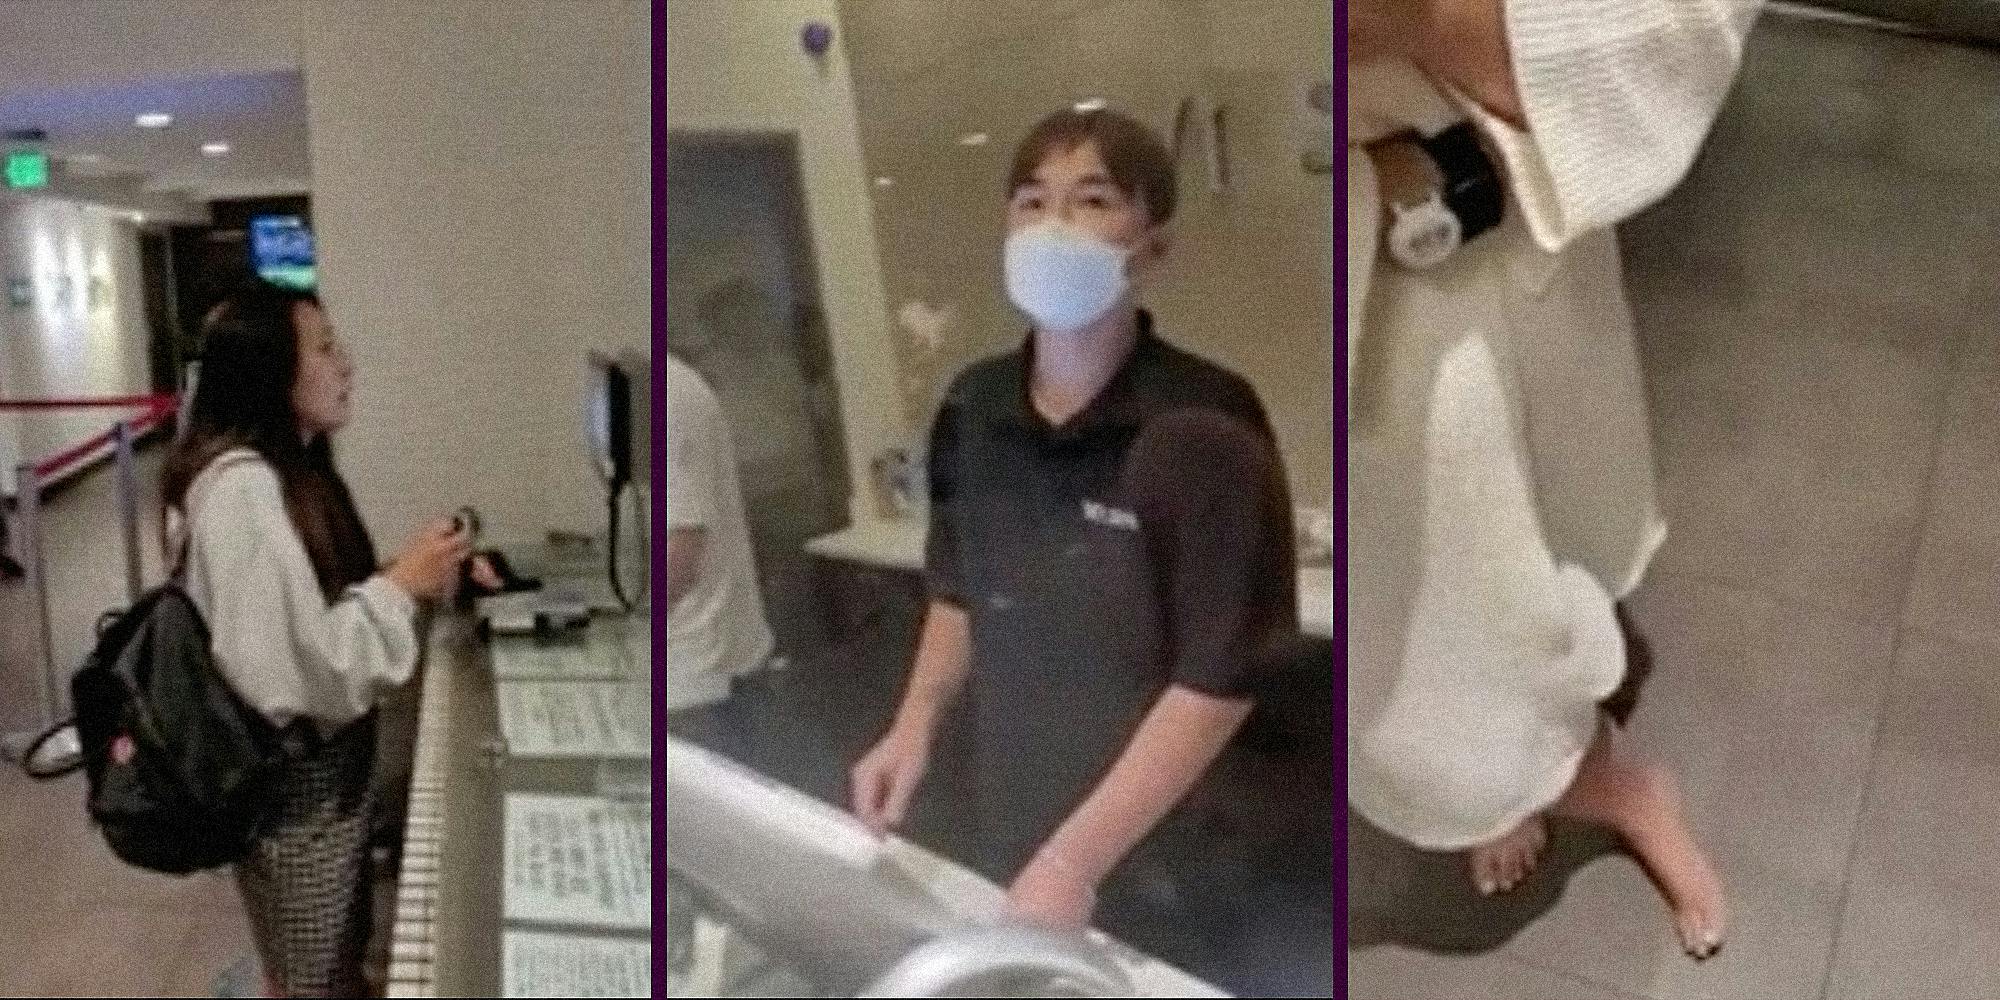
1418;123;1504;242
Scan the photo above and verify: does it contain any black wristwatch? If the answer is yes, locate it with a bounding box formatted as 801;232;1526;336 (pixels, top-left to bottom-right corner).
1385;123;1506;270
1423;123;1505;239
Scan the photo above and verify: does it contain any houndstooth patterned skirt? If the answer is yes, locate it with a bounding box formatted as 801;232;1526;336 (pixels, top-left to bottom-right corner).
235;714;379;998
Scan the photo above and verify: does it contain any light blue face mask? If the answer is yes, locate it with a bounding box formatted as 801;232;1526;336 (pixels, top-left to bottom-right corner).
1002;220;1131;333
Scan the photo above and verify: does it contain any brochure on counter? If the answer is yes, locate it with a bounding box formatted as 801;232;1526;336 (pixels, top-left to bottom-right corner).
502;793;651;932
496;680;650;760
503;930;650;998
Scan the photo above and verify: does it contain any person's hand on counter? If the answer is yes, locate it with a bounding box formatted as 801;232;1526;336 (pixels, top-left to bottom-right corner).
1004;850;1099;930
851;602;971;836
849;723;932;837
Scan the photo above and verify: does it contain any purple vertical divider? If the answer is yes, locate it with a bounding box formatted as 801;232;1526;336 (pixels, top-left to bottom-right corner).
651;0;671;988
1331;2;1351;994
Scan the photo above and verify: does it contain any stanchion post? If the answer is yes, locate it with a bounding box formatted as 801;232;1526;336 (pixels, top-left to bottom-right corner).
16;463;58;728
113;420;141;604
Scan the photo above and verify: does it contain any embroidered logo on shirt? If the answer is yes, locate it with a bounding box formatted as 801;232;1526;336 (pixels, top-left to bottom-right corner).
1082;499;1139;532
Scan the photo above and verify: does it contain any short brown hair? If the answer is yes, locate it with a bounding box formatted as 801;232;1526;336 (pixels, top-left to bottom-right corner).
1007;108;1177;225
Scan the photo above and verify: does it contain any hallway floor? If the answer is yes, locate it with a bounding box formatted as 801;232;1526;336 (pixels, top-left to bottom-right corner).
1349;14;2000;1000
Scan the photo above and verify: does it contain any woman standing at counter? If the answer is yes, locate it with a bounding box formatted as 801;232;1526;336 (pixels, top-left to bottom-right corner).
850;108;1300;977
163;279;474;997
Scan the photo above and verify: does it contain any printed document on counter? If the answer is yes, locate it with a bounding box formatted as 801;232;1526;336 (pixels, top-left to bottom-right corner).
503;793;651;930
496;681;650;759
490;640;634;681
502;931;650;997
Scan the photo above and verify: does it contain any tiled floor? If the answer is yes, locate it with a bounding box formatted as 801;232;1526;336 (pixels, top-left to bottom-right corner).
0;758;250;996
1350;14;2000;1000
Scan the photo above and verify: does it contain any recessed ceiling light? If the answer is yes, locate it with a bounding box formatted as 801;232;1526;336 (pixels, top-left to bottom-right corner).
874;176;894;188
1073;98;1107;113
200;142;231;157
957;132;990;147
132;213;146;225
135;112;173;129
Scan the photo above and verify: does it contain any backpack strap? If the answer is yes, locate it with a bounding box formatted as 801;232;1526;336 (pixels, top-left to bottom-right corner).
170;449;263;583
21;717;82;780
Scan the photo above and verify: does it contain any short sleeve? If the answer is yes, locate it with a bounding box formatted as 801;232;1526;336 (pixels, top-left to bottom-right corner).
1451;0;1759;251
667;385;718;531
923;391;968;608
1126;409;1297;698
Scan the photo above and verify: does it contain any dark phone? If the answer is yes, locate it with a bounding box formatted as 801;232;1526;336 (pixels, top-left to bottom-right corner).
461;549;542;598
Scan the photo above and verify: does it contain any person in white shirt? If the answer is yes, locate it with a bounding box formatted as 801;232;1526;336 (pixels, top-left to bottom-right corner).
1347;0;1762;960
162;279;476;997
665;353;775;733
0;506;20;579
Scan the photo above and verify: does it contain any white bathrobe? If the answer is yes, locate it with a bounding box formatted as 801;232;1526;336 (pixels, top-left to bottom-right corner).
1347;1;1761;850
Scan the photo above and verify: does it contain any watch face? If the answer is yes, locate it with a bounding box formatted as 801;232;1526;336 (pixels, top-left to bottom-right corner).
1389;196;1463;270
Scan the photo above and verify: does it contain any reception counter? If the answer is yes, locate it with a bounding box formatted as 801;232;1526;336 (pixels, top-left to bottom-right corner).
387;570;653;999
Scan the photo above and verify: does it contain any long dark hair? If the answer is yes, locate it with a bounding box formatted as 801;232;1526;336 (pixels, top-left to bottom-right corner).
162;279;378;602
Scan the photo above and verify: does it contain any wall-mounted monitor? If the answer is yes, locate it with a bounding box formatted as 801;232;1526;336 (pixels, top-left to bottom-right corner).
248;214;317;290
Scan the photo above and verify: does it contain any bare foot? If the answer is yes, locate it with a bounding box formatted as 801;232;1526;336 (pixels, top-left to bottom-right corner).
1467;813;1547;895
1552;733;1729;960
1614;763;1728;959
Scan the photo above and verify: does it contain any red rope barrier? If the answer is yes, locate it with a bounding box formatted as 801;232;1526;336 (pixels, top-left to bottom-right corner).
130;398;176;434
30;430;118;479
12;395;180;480
0;394;177;411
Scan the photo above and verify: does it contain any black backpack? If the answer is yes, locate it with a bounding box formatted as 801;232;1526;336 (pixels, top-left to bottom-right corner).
42;582;297;874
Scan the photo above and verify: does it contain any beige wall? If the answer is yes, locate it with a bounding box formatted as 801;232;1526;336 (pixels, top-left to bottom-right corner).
838;0;1335;504
0;196;151;494
0;0;652;548
297;0;651;547
1201;0;1336;77
664;0;904;524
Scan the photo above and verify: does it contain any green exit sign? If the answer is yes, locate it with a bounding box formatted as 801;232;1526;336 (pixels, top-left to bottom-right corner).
5;151;48;189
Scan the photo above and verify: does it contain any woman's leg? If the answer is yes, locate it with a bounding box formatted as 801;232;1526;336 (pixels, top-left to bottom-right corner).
238;726;379;997
1469;601;1657;898
1548;722;1727;958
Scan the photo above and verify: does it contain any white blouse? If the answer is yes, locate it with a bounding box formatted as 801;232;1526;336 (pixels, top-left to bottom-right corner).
176;448;419;735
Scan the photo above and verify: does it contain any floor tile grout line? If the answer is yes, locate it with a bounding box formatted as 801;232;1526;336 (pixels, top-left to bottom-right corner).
1810;340;1959;1000
1510;952;1663;1000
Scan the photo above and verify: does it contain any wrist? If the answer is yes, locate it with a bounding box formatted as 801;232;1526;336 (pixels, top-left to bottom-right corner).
888;711;937;746
1030;842;1110;888
384;563;424;600
1370;137;1444;215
